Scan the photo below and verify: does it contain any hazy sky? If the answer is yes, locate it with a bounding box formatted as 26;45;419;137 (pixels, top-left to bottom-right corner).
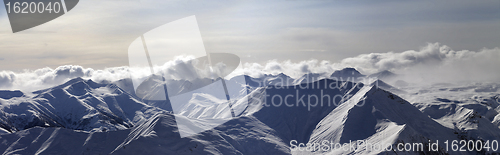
0;0;499;71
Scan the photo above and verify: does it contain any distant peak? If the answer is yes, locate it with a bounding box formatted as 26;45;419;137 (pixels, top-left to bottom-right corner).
65;77;101;88
376;70;395;75
338;67;361;73
301;72;323;77
69;77;85;82
32;77;104;94
276;73;288;77
330;67;365;78
368;70;397;79
342;67;356;71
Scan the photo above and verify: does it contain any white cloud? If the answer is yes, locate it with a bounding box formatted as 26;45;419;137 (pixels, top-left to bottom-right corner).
1;1;499;71
0;56;234;92
337;43;500;83
0;43;499;92
232;59;334;79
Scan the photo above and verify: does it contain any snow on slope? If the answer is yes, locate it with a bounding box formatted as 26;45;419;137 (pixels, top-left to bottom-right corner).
0;77;363;154
370;79;407;95
0;89;290;154
300;85;462;154
293;73;328;85
403;83;500;153
0;77;165;133
0;75;499;154
253;79;364;144
111;112;289;154
237;73;295;89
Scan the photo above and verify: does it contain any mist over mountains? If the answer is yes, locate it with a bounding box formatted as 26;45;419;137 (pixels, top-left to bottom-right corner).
0;66;499;154
1;43;499;92
0;43;498;154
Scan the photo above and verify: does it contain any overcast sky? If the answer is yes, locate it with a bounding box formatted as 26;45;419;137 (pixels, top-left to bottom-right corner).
0;0;499;71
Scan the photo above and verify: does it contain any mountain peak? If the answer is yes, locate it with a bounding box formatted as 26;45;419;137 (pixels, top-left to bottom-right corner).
368;70;397;80
331;68;363;75
342;67;358;72
308;85;456;154
32;77;104;94
330;68;365;82
276;73;289;78
379;70;393;74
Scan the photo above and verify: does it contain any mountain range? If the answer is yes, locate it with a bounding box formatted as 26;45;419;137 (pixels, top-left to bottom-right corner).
0;68;499;154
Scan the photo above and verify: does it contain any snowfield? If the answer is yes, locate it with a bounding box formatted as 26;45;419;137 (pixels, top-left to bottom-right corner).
0;69;499;154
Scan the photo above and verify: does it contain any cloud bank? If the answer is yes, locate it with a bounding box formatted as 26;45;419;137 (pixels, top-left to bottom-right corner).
338;43;500;83
0;65;129;92
0;43;499;92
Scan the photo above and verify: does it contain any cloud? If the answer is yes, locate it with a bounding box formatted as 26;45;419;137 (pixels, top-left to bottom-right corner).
0;43;499;92
0;64;135;92
337;43;500;83
339;43;449;73
0;56;233;92
0;71;15;88
235;42;500;84
0;66;95;92
1;1;499;71
231;59;334;79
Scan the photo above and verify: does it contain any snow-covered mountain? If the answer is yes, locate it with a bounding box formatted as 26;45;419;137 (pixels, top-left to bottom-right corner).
239;73;295;88
0;77;165;133
406;83;500;142
303;85;457;154
293;73;328;85
330;68;366;82
0;75;499;154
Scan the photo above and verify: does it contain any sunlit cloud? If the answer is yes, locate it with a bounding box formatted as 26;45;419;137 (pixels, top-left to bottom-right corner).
1;43;498;92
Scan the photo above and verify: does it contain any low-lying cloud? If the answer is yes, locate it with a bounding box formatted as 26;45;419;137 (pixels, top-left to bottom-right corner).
0;43;499;92
0;65;127;92
338;43;500;83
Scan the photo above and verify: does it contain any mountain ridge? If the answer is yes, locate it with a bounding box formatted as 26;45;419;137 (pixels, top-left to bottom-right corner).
0;76;498;154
